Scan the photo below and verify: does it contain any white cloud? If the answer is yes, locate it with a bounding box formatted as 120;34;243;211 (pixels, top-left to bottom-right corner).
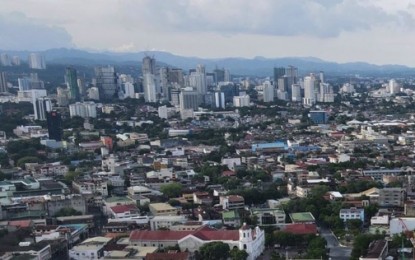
0;12;74;50
1;0;415;65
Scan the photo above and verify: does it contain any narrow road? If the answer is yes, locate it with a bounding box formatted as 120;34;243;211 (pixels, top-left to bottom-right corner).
320;227;352;260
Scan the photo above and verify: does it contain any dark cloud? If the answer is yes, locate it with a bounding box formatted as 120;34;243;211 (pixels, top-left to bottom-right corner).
0;12;74;50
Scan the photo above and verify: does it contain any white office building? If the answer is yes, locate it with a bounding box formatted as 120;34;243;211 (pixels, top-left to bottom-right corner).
69;102;97;118
28;53;46;69
143;73;158;102
303;74;316;106
263;81;274;102
233;95;250;107
33;97;52;121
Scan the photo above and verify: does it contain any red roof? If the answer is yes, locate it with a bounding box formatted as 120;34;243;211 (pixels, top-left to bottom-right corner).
283;223;317;235
8;220;32;228
110;204;138;214
146;252;190;260
222;170;236;177
130;230;193;241
193;230;239;241
130;225;240;242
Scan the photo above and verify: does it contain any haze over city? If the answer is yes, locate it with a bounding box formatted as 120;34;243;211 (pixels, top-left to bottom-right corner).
1;0;415;65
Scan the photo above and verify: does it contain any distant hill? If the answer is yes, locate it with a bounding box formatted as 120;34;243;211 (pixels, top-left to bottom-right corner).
1;48;414;77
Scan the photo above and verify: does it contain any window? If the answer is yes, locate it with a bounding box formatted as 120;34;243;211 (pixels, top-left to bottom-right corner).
244;244;247;250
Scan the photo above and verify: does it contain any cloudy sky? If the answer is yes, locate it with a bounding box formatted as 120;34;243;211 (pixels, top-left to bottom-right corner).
1;0;415;65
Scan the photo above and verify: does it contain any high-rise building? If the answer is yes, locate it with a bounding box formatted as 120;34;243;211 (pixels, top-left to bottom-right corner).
56;87;70;106
28;53;46;69
303;74;316;106
273;67;285;85
0;72;7;93
47;111;63;141
18;73;44;91
65;67;80;102
169;68;184;86
213;68;225;84
220;83;239;103
87;87;100;101
11;56;20;66
319;71;325;83
143;73;158;102
34;97;52;121
0;54;11;66
215;92;225;109
389;79;400;94
69;102;97;118
233;95;250;107
318;83;335;103
142;56;156;75
95;66;118;100
180;90;200;111
121;82;135;99
291;84;302;102
193;64;207;95
263;81;274;102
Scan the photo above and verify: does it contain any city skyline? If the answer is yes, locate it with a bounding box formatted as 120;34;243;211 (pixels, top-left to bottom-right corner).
1;0;415;66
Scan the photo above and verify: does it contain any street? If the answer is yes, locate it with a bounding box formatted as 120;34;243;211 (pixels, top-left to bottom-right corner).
320;227;352;260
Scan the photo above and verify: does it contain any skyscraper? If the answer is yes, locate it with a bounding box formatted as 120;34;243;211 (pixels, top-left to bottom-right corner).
95;66;118;100
142;56;156;75
291;84;302;102
180;90;200;111
28;53;46;69
303;74;316;106
194;64;207;95
34;97;52;121
263;81;274;102
273;67;285;85
0;54;11;66
0;72;7;93
65;67;80;101
215;92;225;109
47;111;63;141
143;73;158;102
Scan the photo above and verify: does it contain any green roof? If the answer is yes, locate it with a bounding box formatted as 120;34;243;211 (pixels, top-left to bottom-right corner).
222;210;239;219
289;212;315;223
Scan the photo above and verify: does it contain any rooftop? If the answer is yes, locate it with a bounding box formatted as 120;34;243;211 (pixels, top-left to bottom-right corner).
289;212;315;223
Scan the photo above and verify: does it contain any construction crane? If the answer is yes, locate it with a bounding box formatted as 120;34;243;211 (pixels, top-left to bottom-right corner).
398;218;415;260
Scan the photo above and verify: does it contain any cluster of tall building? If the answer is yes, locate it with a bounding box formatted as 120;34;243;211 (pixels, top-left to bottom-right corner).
268;67;334;106
0;53;20;67
0;52;46;69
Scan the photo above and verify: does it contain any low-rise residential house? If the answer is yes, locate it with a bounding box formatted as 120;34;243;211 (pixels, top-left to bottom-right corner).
150;215;187;230
251;208;286;226
69;236;113;260
339;207;365;223
72;180;108;197
149;203;179;216
109;204;140;220
220;195;245;210
193;192;213;205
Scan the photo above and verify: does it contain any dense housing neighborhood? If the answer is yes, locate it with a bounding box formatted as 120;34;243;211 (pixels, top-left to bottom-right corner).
2;50;415;260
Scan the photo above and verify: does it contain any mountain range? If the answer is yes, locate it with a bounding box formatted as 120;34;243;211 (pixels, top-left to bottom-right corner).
1;48;414;77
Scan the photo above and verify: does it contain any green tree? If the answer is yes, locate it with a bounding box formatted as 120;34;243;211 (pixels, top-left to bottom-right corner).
230;248;248;260
64;171;81;184
160;183;183;198
199;242;230;260
54;207;82;217
17;156;41;169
